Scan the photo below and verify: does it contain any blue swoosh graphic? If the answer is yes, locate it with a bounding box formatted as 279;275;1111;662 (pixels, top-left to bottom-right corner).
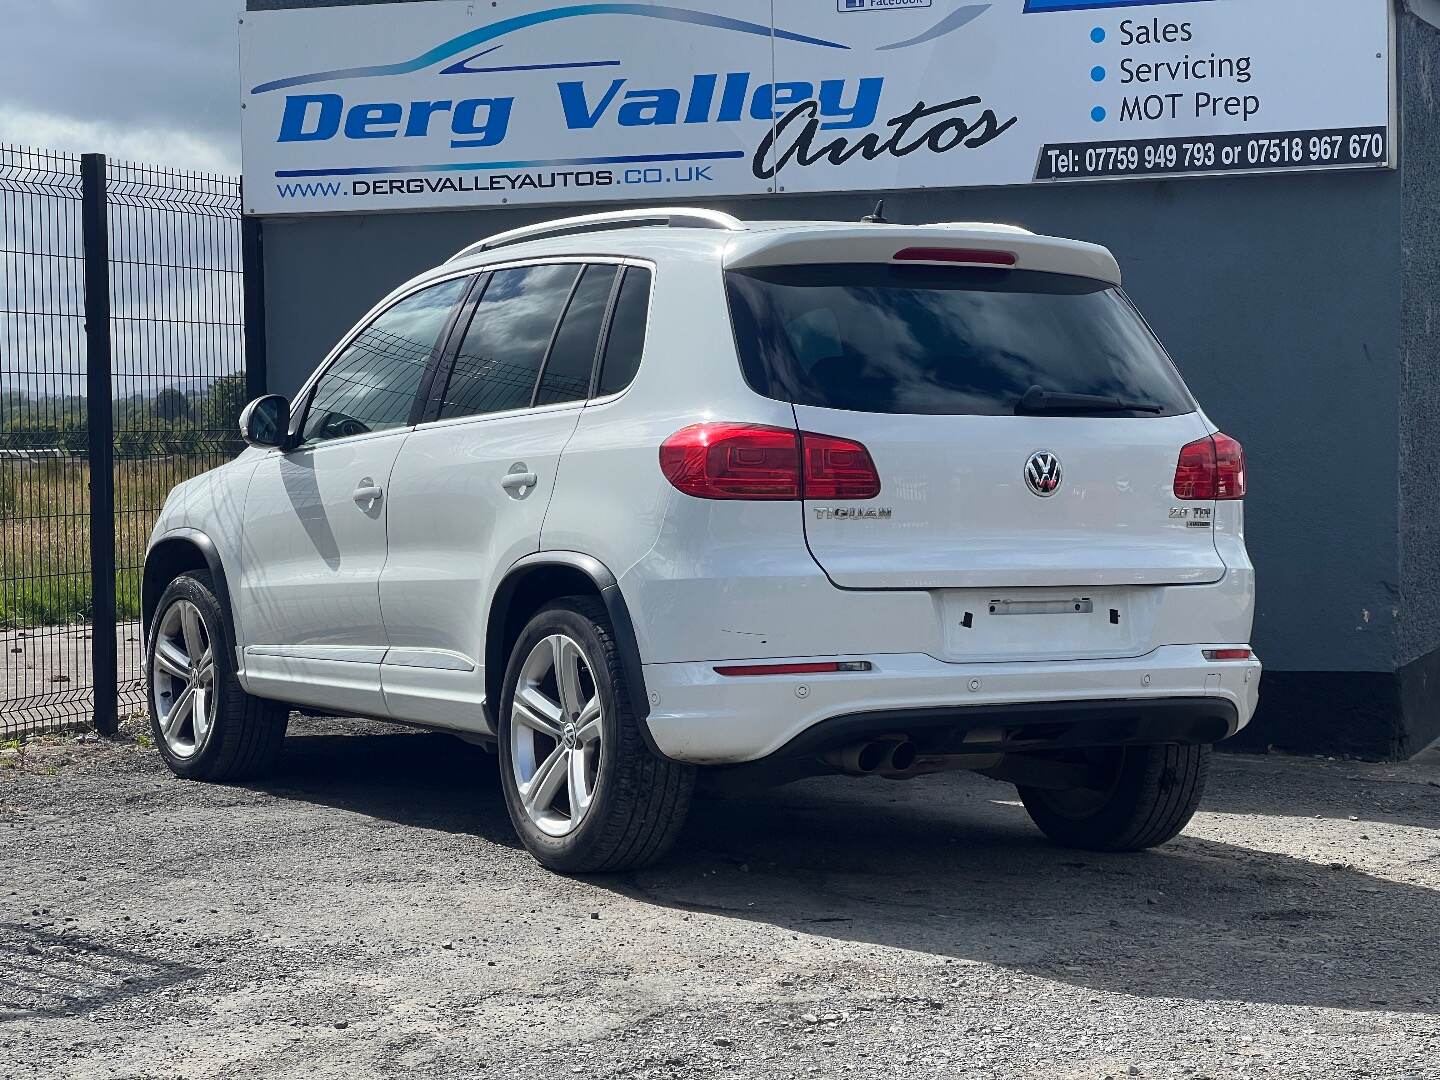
877;4;991;51
442;57;623;76
250;4;849;95
1023;0;1214;11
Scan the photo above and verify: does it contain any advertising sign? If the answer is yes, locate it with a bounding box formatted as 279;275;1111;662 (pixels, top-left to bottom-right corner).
239;0;1394;215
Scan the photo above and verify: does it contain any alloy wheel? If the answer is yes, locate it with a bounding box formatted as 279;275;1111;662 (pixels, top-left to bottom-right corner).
151;599;217;759
510;634;604;837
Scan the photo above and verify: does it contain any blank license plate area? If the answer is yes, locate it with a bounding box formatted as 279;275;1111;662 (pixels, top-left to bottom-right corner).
990;598;1094;616
941;588;1148;661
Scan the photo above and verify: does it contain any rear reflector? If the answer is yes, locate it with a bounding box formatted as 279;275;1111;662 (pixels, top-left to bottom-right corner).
660;423;880;501
893;247;1017;267
1203;648;1253;661
714;660;873;677
1174;432;1247;501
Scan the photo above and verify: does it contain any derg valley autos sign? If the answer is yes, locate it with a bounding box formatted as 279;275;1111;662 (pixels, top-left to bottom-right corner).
239;0;1393;215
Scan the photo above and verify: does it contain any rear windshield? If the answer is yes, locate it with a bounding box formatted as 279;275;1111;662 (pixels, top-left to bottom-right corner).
725;264;1194;417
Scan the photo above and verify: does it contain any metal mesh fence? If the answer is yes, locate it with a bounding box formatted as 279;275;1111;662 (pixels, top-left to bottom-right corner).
106;160;246;723
0;147;246;737
0;147;90;732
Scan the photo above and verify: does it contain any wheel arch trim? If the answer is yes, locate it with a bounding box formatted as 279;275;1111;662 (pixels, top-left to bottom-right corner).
487;550;669;759
143;529;238;651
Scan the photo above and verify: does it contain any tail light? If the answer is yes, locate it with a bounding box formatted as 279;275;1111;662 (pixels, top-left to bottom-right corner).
894;247;1017;267
659;423;799;499
660;423;881;501
803;433;882;499
1174;432;1246;501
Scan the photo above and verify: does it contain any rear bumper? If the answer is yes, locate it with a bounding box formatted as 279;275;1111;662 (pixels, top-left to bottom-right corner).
771;697;1237;762
642;645;1261;764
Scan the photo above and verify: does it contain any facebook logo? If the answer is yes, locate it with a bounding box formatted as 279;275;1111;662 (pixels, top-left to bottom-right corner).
838;0;931;10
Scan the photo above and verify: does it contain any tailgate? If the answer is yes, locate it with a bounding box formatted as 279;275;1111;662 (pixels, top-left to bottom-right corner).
795;406;1225;589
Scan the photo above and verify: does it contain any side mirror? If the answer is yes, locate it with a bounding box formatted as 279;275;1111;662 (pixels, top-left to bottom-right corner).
239;395;291;449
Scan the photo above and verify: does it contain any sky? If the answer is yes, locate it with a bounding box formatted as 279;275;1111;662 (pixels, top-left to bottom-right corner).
0;0;247;174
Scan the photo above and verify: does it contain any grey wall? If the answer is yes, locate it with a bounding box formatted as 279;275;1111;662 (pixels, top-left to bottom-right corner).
250;0;1437;756
1400;11;1440;668
261;171;1406;681
1395;9;1440;754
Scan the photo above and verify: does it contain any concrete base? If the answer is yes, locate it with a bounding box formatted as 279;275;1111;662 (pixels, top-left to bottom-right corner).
1231;648;1440;761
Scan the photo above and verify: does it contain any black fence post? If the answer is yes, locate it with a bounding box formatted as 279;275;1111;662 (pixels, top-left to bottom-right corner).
81;153;118;736
241;211;267;400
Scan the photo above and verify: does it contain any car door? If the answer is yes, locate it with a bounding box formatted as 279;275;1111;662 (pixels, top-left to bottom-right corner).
379;260;622;730
236;274;472;716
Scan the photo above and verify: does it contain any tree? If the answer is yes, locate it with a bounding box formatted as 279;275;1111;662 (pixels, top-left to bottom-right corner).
202;374;250;456
203;374;248;432
154;388;191;423
60;423;88;455
177;426;206;457
116;428;151;460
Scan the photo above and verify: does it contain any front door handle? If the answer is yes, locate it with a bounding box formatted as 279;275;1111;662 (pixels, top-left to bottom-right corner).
353;481;384;508
501;471;539;494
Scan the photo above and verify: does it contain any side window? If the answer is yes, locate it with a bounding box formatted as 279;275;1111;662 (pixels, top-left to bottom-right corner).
596;266;652;397
438;263;579;420
535;264;618;407
301;277;467;444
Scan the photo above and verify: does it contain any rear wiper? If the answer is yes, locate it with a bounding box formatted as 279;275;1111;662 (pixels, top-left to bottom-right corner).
1016;385;1165;415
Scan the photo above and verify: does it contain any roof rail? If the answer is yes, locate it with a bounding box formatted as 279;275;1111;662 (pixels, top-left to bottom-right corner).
449;207;747;262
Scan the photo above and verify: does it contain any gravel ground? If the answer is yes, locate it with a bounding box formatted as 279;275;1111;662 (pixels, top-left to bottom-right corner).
2;716;1437;1080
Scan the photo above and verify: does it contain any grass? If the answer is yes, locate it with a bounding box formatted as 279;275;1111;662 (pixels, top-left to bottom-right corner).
0;455;223;629
1;736;25;770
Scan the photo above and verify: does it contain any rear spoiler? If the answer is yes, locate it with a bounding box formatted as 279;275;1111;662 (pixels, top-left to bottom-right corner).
723;226;1122;287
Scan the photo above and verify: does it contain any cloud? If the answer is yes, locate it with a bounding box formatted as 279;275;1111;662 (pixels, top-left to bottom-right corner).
0;0;244;173
3;104;239;175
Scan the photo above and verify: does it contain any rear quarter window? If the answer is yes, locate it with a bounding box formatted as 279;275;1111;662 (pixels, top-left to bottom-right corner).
536;264;619;406
725;264;1194;417
595;266;652;398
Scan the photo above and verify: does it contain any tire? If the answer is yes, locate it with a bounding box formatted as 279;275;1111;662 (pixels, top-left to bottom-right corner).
1018;743;1210;852
146;571;288;782
497;596;695;873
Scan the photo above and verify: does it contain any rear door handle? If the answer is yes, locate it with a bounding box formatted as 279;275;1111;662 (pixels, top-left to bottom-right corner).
501;471;538;493
353;482;384;508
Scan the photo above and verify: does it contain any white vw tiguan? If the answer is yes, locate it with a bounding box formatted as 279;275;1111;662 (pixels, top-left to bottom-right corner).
143;208;1258;872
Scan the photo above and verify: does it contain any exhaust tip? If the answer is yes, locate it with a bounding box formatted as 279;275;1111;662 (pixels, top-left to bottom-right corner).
825;736;917;776
886;740;918;774
855;741;888;774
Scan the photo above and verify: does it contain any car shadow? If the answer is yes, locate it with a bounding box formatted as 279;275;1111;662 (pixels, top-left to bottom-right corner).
255;724;1440;1016
614;776;1440;1016
252;724;522;849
